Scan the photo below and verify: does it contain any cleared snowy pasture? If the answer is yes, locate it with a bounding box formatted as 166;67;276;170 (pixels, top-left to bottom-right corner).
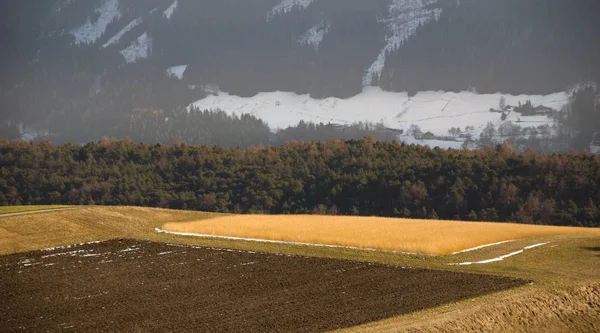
189;87;568;138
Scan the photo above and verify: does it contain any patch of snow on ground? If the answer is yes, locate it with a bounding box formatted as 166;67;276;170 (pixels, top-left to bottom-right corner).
70;0;121;45
268;0;318;20
451;243;548;265
43;241;102;252
54;0;74;13
363;0;441;87
120;32;152;63
189;87;569;138
102;17;143;48
166;65;188;79
164;0;178;19
298;22;330;51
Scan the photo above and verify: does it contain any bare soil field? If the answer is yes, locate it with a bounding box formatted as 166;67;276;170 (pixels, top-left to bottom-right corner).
0;239;526;333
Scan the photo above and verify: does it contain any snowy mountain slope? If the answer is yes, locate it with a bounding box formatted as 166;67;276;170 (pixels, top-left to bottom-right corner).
48;0;599;97
120;32;152;63
3;0;600;146
190;88;569;137
268;0;319;20
70;0;121;45
166;65;188;80
102;17;143;48
363;0;442;87
164;0;178;19
298;22;331;51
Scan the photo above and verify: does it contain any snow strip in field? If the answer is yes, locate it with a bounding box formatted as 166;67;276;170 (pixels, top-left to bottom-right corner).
154;228;431;256
450;243;548;265
43;241;102;252
451;240;515;254
71;0;121;45
102;17;143;48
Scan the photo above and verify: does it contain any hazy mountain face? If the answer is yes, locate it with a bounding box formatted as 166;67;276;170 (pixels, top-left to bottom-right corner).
1;0;599;141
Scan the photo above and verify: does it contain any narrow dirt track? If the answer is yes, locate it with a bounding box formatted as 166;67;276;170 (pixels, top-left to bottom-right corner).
0;208;73;218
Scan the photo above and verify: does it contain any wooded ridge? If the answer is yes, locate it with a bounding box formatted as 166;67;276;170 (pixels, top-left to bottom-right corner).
1;139;598;227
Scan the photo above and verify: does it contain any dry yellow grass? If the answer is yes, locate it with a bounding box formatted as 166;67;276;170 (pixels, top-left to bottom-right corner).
0;206;219;255
162;215;600;255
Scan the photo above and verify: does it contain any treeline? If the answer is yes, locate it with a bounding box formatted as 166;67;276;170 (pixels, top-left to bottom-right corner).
272;121;398;144
1;139;599;227
42;105;399;148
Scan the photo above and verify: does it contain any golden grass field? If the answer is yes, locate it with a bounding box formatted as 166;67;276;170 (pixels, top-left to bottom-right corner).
161;215;600;255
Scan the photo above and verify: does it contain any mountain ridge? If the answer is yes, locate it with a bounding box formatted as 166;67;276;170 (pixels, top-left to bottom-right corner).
1;0;599;145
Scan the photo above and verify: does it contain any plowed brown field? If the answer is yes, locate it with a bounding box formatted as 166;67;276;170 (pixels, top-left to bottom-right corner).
0;239;526;332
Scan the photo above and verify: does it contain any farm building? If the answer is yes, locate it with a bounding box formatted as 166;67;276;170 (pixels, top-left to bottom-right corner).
422;132;435;140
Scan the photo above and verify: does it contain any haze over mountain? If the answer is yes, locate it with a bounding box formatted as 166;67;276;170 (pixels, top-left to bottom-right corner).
1;0;599;147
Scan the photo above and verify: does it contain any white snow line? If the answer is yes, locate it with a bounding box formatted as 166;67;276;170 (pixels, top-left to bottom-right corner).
41;250;86;258
523;243;548;250
154;228;433;256
240;261;257;266
102;17;143;48
450;242;548;266
80;253;103;257
452;240;515;254
42;241;102;252
118;247;139;253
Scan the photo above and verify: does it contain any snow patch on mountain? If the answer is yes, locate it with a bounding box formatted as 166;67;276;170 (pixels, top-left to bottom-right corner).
363;0;442;87
102;17;143;48
54;0;74;13
164;0;179;19
189;88;568;139
298;22;331;51
120;32;152;64
268;0;318;20
166;65;188;80
70;0;121;45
